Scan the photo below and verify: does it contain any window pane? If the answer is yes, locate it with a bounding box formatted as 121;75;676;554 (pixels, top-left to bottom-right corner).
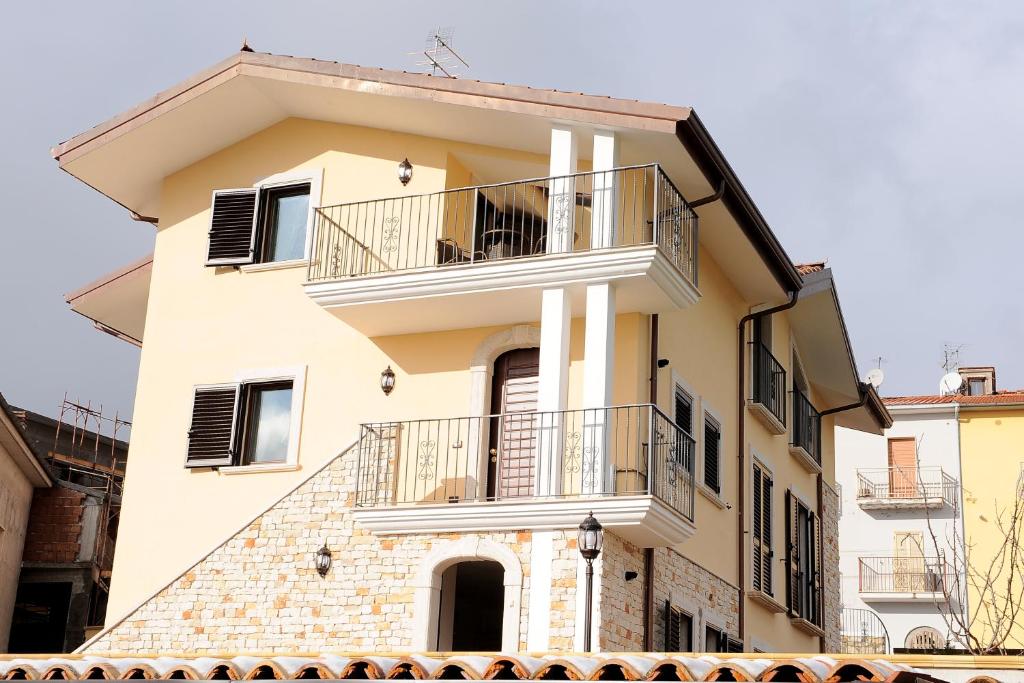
969;378;984;396
267;190;309;262
247;386;293;463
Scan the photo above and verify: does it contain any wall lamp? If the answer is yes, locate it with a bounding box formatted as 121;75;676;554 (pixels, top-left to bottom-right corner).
315;543;332;577
381;365;396;396
398;158;414;186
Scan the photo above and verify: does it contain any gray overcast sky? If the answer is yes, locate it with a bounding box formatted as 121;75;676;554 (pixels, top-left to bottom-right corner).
2;1;1022;422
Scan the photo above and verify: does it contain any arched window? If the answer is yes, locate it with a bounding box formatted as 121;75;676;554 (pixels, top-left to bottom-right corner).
905;625;945;650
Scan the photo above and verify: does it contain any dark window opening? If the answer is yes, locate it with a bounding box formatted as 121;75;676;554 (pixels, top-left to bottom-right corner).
8;582;73;653
703;417;722;494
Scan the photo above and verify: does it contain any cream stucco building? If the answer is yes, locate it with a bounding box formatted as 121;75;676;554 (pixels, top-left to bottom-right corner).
56;49;890;655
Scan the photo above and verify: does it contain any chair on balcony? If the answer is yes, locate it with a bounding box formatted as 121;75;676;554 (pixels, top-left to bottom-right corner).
435;238;483;266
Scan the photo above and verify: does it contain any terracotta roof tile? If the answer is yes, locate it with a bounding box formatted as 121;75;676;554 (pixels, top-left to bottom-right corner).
795;261;826;276
884;391;1024;407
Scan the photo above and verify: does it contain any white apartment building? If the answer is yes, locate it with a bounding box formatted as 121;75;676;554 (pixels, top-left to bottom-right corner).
836;401;967;653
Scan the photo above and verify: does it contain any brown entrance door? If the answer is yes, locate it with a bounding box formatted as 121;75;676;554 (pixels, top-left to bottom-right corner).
488;348;540;499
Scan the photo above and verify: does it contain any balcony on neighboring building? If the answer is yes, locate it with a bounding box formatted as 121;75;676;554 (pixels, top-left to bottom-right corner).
349;403;696;547
858;556;952;602
303;164;700;335
789;389;822;472
856;466;959;510
747;342;787;434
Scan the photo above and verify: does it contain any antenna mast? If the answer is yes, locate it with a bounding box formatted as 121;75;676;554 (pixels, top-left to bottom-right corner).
413;27;470;77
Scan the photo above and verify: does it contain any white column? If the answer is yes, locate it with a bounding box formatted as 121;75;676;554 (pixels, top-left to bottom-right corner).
582;282;616;494
536;287;571;496
546;126;578;254
591;131;618;249
527;530;555;650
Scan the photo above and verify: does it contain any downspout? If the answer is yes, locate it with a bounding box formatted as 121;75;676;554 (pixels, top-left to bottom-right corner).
817;385;873;652
737;291;798;648
644;314;659;651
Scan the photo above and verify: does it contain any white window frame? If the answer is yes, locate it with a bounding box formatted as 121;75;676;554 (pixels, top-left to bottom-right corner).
240;168;324;272
217;365;307;474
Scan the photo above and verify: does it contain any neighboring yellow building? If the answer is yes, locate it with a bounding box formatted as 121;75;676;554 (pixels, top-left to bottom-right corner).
955;368;1024;652
54;50;888;655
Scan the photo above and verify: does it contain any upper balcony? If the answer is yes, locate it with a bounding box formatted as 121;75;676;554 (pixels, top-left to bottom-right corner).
746;342;787;434
856;467;959;511
349;403;697;547
789;389;822;472
303;164;700;335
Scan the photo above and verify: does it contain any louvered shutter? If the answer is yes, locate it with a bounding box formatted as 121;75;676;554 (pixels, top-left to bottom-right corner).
810;511;822;625
785;490;800;617
185;385;240;467
762;474;773;596
206;189;259;265
674;390;692;434
726;637;744;653
704;420;720;493
752;465;763;592
665;601;679;651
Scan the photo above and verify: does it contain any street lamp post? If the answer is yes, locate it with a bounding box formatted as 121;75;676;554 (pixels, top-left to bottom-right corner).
578;512;604;651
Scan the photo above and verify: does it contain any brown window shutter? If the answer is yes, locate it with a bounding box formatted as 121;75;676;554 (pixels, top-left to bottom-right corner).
185;385;240;467
752;465;763;592
206;189;259;265
785;490;800;616
810;511;822;625
665;601;678;651
762;474;773;596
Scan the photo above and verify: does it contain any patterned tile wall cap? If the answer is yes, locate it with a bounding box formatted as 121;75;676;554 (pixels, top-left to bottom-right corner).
0;653;970;682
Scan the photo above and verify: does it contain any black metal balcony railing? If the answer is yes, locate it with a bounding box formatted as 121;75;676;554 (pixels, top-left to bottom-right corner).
856;467;959;507
858;556;952;594
307;164;698;286
354;403;695;523
790;390;821;465
750;342;786;426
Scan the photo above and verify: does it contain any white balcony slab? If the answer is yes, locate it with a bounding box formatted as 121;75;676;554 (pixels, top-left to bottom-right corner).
303;246;699;336
350;494;696;547
856;496;947;511
858;590;945;603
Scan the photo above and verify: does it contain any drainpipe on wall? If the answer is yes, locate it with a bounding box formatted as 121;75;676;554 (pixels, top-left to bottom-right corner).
736;292;799;649
644;314;660;651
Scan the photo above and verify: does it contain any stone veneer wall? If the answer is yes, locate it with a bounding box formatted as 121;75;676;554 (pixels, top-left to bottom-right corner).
84;447;578;654
598;533;739;652
822;482;841;653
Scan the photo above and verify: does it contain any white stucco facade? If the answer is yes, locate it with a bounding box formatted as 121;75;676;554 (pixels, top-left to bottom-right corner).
835;404;967;652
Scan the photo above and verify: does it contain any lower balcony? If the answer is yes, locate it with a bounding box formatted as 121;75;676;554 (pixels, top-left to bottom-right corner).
350;403;696;547
858;556;952;602
856;467;959;510
303;164;699;335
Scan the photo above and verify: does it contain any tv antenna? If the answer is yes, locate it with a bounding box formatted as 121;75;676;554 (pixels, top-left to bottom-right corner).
413;27;470;78
942;344;964;373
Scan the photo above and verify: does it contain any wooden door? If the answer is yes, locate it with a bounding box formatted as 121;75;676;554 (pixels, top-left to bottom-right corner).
894;531;925;591
488;348;540;499
888;438;917;498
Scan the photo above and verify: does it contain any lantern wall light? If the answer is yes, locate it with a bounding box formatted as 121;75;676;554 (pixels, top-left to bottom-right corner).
398;158;414;186
315;543;332;577
380;365;396;396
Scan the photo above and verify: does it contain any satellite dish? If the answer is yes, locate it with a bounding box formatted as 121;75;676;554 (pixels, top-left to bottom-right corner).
940;372;964;395
865;368;885;389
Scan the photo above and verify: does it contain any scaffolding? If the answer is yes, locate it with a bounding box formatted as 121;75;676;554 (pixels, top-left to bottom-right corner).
50;394;131;623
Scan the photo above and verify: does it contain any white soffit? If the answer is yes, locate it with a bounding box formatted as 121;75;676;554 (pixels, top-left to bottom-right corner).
67;257;152;343
789;271;860;408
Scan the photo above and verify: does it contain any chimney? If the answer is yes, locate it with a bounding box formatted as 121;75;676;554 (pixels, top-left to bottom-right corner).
958;366;996;396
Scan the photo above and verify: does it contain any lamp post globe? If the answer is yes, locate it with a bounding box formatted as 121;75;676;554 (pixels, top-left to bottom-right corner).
578;512;604;560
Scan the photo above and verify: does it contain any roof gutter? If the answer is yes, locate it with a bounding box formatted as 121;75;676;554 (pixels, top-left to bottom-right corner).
676;112;803;293
820;382;893;429
736;290;799;649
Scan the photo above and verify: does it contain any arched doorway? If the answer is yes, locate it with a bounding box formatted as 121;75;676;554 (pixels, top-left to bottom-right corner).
436;560;505;651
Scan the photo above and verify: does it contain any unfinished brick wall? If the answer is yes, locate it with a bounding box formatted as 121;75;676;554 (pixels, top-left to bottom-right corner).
22;487;84;563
